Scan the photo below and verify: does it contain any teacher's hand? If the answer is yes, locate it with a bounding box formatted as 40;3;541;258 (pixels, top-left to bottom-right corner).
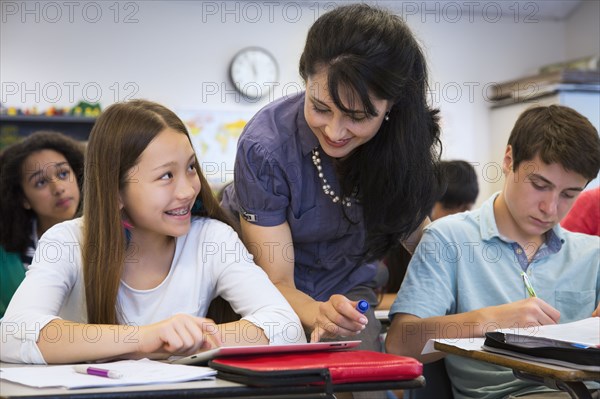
310;295;368;342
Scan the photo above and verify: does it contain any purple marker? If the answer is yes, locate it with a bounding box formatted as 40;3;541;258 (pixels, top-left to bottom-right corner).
73;365;123;379
356;299;369;314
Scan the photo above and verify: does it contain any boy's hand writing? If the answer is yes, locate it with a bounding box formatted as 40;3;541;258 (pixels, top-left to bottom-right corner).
485;297;560;329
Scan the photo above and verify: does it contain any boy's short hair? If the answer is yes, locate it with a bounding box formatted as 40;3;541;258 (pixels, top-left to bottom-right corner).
438;160;479;209
508;105;600;181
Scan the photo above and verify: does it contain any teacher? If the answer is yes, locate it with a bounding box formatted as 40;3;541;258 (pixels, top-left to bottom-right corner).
222;3;442;350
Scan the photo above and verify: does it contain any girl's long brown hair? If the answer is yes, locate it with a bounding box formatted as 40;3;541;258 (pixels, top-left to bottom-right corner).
83;100;234;325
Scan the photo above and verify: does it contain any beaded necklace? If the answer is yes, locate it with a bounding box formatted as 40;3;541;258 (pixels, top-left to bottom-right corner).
311;147;353;207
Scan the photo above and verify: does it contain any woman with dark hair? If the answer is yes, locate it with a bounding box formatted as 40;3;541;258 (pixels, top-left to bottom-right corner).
222;3;442;350
0;131;84;316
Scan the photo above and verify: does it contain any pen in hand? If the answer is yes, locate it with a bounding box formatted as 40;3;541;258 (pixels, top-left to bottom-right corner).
73;365;123;379
521;272;537;298
356;299;369;314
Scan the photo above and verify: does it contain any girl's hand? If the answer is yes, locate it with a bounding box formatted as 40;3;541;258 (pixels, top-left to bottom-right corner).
137;314;223;356
310;295;368;342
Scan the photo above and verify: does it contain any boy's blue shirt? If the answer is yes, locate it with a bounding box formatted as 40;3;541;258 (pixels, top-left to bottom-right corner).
390;192;600;399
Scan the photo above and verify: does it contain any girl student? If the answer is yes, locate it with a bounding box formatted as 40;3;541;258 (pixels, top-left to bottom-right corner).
1;100;304;364
0;131;84;317
221;3;442;350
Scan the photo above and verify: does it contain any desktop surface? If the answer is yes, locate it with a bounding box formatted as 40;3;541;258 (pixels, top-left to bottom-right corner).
434;341;600;382
0;362;425;399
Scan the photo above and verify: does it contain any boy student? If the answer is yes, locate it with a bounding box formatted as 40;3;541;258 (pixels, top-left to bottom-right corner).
386;105;600;399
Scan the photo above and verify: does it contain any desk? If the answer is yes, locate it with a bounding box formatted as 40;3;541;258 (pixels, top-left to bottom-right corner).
434;341;600;399
374;309;390;324
0;363;424;399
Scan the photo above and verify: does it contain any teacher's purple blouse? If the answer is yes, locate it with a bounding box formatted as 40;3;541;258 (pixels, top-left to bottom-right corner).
221;93;378;301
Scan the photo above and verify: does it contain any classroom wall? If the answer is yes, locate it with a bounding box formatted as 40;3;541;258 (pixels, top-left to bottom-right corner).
407;11;566;197
1;0;595;203
564;0;600;61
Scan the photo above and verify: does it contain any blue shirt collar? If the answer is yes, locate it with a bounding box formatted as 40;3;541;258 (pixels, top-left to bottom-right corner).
479;192;503;241
545;226;565;252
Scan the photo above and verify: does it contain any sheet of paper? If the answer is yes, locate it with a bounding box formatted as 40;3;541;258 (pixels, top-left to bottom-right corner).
0;358;216;389
422;317;600;355
497;317;600;346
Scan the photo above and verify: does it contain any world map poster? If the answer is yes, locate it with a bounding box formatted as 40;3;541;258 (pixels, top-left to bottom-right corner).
177;109;256;193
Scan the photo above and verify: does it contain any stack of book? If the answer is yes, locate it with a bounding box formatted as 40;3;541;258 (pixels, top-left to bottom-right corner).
489;55;600;105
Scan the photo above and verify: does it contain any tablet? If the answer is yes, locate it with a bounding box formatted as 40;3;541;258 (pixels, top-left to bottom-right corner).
171;340;361;365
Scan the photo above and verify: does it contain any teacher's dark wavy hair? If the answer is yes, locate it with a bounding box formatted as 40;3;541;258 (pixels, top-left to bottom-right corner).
299;4;443;260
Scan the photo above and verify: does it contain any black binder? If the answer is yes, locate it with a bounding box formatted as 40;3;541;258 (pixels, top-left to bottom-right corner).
484;331;600;368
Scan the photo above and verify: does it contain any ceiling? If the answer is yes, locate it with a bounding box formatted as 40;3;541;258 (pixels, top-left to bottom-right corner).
533;0;583;20
337;1;583;21
463;0;582;20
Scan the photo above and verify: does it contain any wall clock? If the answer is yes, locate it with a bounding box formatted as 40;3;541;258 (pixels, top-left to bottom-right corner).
229;47;279;100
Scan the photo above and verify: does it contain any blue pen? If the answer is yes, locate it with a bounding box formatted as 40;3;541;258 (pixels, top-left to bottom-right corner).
571;343;588;349
356;300;369;314
571;342;599;349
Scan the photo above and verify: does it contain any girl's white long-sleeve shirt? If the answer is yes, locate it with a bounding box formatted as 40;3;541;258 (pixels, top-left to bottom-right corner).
1;217;305;363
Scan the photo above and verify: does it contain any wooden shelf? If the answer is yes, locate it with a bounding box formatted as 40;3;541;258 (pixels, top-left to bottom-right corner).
0;115;96;143
0;115;96;123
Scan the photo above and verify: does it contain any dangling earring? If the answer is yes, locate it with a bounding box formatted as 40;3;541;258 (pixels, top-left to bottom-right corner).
122;219;133;245
384;111;390;121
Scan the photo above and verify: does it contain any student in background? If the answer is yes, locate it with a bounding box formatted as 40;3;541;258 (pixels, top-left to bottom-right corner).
1;100;304;364
430;160;479;221
221;4;441;351
379;160;480;309
561;186;600;236
0;131;84;317
386;105;600;399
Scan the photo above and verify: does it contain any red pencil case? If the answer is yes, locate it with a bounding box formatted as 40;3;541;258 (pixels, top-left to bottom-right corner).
208;350;422;387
